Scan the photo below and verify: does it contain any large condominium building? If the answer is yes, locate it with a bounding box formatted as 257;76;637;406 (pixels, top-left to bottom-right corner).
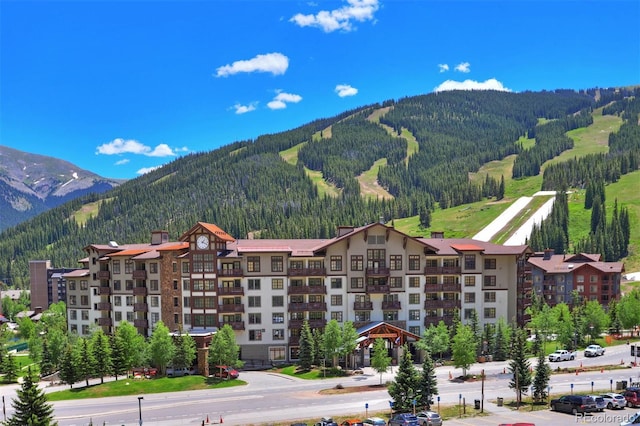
29;260;78;310
64;221;534;364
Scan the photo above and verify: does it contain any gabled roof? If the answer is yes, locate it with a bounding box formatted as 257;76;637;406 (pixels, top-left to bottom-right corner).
527;253;624;274
417;237;531;256
313;222;428;252
180;222;235;242
63;269;90;278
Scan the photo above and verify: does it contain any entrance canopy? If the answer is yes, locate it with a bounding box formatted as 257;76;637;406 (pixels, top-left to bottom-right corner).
355;321;421;348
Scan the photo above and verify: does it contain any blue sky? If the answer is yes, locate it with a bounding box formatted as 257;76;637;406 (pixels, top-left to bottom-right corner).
1;0;638;180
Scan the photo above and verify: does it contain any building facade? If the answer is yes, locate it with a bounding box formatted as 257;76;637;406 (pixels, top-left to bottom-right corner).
63;222;538;363
29;260;78;311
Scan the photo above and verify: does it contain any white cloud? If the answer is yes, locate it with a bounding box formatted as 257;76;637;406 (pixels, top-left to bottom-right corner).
136;166;162;175
114;159;130;165
438;64;449;73
233;103;257;114
335;84;358;97
215;52;289;77
96;138;180;157
455;62;471;73
290;0;379;33
433;78;511;93
267;91;303;110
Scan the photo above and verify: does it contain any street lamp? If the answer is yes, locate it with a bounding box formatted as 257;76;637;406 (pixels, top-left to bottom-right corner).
137;396;144;426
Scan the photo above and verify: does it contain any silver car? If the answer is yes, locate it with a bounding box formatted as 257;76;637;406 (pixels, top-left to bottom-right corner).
589;395;606;412
601;393;627;409
415;411;442;426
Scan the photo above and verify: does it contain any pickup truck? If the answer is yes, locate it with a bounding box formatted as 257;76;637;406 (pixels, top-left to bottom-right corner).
549;349;577;362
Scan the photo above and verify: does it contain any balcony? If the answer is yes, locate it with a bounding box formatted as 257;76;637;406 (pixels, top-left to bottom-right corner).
220;321;245;330
132;270;147;280
218;286;244;296
424;266;461;275
288;336;300;346
134;319;148;328
366;267;390;277
288;267;326;277
287;285;327;295
366;284;390;294
424;299;440;309
288;302;327;312
98;286;112;295
288;319;326;329
382;300;401;310
353;301;373;310
134;303;148;312
442;283;461;292
424;316;455;327
96;302;112;311
133;286;148;296
97;270;111;279
441;299;461;309
97;317;113;326
218;304;245;313
217;268;244;277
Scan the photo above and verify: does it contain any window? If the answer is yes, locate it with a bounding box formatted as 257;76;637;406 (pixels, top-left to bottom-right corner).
309;260;322;270
150;262;158;274
367;235;386;244
409;277;420;288
590;285;597;293
183;297;190;307
464;276;476;287
114;296;122;306
350;277;364;289
331;295;342;306
184;314;191;325
173;297;179;307
330;278;342;289
115;311;122;321
248;296;261;307
425;276;437;285
464;309;474;320
577;284;584;293
464;255;476;270
69;295;77;306
80;310;89;320
273;329;285;340
577;275;585;283
113;280;121;291
82;325;90;335
269;346;286;360
408;293;420;305
272;313;284;324
113;260;121;274
367;249;386;265
80;280;88;290
70;324;78;333
484;307;496;319
350;255;363;271
355;311;370;322
272;295;284;307
173;262;178;273
590;275;598;283
309;277;322;287
331;311;343;322
249;313;261;324
182;261;190;274
126;296;134;306
290;260;303;270
484;258;497;270
70;310;77;320
68;280;76;291
174;280;179;290
409;326;421;335
383;311;398;321
408;255;420;271
247;256;261;272
389;277;403;289
330;256;342;271
249;330;262;341
126;280;133;290
248;279;261;290
409;310;420;321
271;256;283;273
151;312;160;325
484;276;497;287
80;295;89;305
272;279;284;290
390;255;402;270
464;292;475;303
484;292;496;303
150;280;159;291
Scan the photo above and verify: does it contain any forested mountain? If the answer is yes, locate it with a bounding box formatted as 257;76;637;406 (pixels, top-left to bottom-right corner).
0;146;122;231
0;87;638;287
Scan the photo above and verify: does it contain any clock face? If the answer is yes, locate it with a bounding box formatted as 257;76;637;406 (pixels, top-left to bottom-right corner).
196;235;209;249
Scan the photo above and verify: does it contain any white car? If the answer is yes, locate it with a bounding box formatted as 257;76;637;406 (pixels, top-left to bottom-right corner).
585;344;605;357
620;410;640;425
601;393;627;409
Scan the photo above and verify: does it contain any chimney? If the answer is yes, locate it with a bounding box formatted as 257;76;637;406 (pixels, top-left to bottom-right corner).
337;226;355;237
543;248;554;260
151;230;169;245
431;231;445;239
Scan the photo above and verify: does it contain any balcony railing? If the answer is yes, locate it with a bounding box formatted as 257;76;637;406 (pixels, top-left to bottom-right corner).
288;319;326;329
424;299;440;309
97;270;111;279
382;300;401;310
96;302;112;311
424;266;461;275
424;316;455;327
287;285;327;295
353;301;373;310
442;283;461;292
218;286;244;296
441;299;461;309
288;302;327;312
218;304;245;313
217;268;244;277
98;286;112;295
424;283;461;292
366;284;390;294
97;317;113;326
288;268;326;276
133;286;148;296
132;270;147;280
134;319;148;328
134;303;148;312
220;321;245;330
366;267;390;277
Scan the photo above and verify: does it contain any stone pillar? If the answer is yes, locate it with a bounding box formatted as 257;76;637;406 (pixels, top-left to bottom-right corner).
198;347;209;376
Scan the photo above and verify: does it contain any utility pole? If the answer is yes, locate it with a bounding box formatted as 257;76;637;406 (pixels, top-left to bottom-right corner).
481;369;485;413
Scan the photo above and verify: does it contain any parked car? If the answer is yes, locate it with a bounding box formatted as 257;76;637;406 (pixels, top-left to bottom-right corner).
212;365;239;379
341;420;363;426
315;417;338;426
363;417;386;426
624;388;640;408
548;349;577;362
589;395;606;412
550;395;597;414
166;366;195;377
600;392;627;409
415;411;442;426
388;413;419;426
585;344;605;357
620;410;640;425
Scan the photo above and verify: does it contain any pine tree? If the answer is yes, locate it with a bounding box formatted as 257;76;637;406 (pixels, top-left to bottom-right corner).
91;330;112;384
5;367;57;426
532;350;551;403
59;344;79;388
39;338;55;378
387;345;419;412
508;327;532;407
3;353;18;383
417;351;438;410
109;334;126;380
298;320;314;371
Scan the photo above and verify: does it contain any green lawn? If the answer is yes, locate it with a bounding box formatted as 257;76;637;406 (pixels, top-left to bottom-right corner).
47;376;245;401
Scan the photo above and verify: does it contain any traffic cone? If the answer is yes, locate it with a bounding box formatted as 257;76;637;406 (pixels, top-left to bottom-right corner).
580;362;583;368
220;415;223;424
449;371;452;380
205;415;209;424
576;369;579;375
601;368;604;373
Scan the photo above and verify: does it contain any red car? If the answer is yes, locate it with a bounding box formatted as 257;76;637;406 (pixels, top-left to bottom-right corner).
212;365;239;379
624;388;640;408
